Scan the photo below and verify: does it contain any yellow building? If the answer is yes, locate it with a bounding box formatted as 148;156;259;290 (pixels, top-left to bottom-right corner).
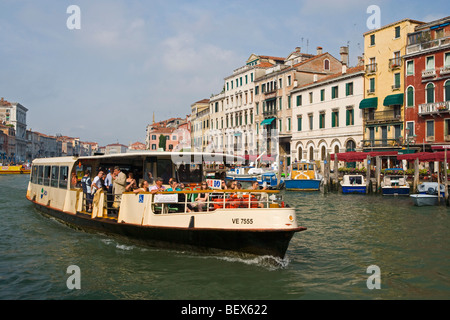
360;19;424;152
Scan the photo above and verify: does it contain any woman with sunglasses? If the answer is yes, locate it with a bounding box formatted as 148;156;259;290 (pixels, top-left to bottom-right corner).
194;182;210;212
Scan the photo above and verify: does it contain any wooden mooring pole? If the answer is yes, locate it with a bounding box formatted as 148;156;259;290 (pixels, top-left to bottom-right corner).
366;155;371;194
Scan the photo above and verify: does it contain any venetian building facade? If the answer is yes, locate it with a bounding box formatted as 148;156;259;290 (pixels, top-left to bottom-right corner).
404;16;450;152
290;65;365;168
360;19;424;153
254;47;344;167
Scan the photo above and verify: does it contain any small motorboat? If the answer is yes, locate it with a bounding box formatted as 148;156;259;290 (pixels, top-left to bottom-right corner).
284;161;322;191
410;182;446;206
340;174;366;194
381;170;410;196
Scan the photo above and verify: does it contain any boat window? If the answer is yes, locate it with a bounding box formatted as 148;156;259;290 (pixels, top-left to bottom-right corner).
59;166;69;189
31;165;38;183
308;164;314;170
44;166;51;186
349;176;362;184
157;159;173;184
176;163;203;183
51;166;59;188
37;166;44;185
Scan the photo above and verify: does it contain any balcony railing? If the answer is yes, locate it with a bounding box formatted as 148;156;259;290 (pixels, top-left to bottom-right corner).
440;66;450;76
389;58;402;70
362;139;401;148
422;69;436;78
365;63;377;74
418;101;450;115
364;109;402;124
262;108;277;117
406;35;450;54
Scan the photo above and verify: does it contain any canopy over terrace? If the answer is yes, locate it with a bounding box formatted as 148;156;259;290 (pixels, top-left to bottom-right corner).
397;150;450;162
331;151;398;162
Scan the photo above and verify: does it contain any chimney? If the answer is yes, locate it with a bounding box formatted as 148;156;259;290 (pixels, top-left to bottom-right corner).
313;74;318;82
357;55;364;67
316;46;323;55
342;65;347;74
340;46;349;66
295;47;301;53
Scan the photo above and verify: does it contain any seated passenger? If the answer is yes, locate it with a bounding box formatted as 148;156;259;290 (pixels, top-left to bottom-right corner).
150;177;166;193
192;182;210;212
134;180;149;193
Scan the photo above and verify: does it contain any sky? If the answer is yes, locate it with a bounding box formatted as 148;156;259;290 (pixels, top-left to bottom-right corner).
0;0;448;146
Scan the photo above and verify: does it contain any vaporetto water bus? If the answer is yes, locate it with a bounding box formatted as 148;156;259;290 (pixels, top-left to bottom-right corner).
26;152;306;258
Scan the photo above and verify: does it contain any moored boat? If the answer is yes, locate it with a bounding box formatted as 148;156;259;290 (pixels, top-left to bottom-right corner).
26;152;306;258
284;161;322;191
410;182;446;206
381;169;410;196
340;174;366;194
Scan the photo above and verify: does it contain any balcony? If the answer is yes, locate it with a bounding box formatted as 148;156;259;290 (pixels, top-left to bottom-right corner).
391;83;401;91
364;109;402;124
362;139;401;148
418;101;450;116
389;58;402;70
406;35;450;55
440;66;450;76
262;108;277;117
365;63;377;74
422;69;436;79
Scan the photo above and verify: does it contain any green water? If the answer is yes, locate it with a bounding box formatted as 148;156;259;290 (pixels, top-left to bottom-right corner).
0;174;449;300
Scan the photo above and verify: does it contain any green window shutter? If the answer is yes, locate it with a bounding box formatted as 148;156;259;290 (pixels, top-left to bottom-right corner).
445;81;450;101
297;117;302;131
320;89;325;101
279;97;282;110
426;84;434;103
407;87;414;106
346;109;350;126
288;96;291;109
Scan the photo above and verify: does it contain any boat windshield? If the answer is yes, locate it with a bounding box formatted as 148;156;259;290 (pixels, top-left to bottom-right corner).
349;176;362;184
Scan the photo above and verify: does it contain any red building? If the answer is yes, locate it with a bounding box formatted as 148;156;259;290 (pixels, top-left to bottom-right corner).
404;16;450;151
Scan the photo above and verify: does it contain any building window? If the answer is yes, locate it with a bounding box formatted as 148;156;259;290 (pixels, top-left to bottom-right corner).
445;119;450;138
152;135;156;140
288;118;291;131
406;121;414;137
296;95;302;106
288;75;291;86
370;34;375;46
394;26;400;39
445;52;450;68
394;73;401;89
346;108;354;126
279;78;282;88
369;78;375;93
279;97;282;110
426;83;435;103
407;86;414;107
298;146;303;160
406;60;414;75
324;59;330;70
331;110;339;127
151;144;156;150
320;89;325;101
426;120;434;139
308;114;313;130
346;82;353;96
309;92;313;104
426;56;435;71
288;96;291;109
331;86;338;99
297;116;302;131
279;119;282;132
319;112;325;129
445;80;450;102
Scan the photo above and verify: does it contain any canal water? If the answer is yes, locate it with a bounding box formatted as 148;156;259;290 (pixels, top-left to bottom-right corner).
0;174;449;300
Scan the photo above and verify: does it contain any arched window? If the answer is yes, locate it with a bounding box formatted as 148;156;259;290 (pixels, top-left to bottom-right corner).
406;86;414;107
324;59;330;71
309;146;314;161
346;140;356;152
445;80;450;102
321;146;326;161
334;145;339;154
298;146;303;161
426;83;435;103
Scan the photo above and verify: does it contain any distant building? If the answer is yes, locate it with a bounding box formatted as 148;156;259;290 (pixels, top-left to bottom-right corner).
105;143;128;154
0;97;28;161
129;141;146;151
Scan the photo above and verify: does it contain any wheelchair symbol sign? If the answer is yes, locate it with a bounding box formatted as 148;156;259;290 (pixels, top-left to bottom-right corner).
139;195;144;203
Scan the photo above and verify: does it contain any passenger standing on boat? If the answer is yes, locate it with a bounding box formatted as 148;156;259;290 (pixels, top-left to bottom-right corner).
71;171;78;188
91;171;105;195
81;170;93;213
150;177;165;193
125;172;137;192
105;167;114;214
112;166;127;207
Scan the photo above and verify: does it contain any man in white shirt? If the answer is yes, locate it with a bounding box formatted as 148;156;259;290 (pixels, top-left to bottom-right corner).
150;177;165;193
91;171;104;194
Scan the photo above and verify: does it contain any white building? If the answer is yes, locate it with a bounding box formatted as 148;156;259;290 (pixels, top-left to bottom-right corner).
0;98;28;161
290;65;365;166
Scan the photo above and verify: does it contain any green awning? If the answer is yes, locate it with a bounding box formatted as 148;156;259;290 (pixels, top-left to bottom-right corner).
260;117;276;125
383;93;404;106
359;97;378;109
